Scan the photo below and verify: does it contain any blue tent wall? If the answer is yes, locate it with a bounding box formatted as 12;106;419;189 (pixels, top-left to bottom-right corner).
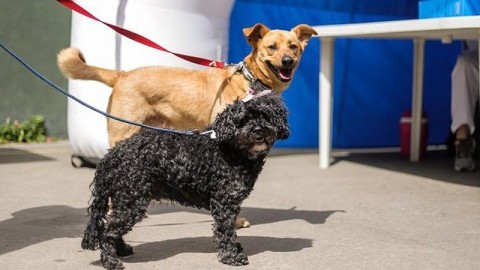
229;0;460;148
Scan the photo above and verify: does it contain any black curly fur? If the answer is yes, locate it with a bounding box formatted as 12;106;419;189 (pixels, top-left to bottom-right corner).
82;94;289;269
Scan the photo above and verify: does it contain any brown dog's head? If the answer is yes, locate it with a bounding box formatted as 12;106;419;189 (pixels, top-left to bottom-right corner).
243;23;317;92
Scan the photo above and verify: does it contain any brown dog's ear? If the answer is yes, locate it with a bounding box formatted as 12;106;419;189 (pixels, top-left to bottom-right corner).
243;23;270;46
291;24;318;47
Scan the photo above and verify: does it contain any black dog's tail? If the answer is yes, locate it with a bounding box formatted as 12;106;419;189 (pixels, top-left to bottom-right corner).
81;173;111;250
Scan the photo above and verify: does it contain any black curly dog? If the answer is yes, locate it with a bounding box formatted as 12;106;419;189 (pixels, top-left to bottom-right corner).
81;94;289;269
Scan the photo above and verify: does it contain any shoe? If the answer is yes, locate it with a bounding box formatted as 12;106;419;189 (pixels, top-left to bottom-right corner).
454;137;476;172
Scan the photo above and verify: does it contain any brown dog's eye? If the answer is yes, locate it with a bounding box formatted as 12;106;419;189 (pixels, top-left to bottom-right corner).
268;44;277;50
289;44;298;50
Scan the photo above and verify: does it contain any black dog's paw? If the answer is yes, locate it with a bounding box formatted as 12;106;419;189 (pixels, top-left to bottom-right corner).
234;252;249;266
101;257;124;270
219;249;249;266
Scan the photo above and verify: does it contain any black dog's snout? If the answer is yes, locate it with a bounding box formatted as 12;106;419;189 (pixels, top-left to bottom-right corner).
253;127;263;136
252;127;264;140
281;55;294;68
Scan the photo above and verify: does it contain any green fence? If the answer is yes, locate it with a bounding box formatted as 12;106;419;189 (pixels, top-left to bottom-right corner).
1;1;71;139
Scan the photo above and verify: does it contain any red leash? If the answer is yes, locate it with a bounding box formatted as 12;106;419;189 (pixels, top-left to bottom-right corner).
57;0;226;68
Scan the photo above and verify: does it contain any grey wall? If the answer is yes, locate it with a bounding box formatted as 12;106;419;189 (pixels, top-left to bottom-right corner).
1;1;71;139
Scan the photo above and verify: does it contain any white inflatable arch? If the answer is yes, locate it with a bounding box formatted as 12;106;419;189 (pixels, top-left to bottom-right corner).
67;0;234;166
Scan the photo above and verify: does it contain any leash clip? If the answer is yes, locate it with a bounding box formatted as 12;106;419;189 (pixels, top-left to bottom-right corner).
209;61;226;69
242;90;272;103
201;130;217;139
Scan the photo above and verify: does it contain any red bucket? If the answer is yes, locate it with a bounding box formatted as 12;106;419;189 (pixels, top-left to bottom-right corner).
400;111;428;158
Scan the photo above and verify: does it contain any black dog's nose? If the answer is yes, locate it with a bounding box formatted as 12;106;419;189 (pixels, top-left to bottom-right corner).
253;127;263;136
253;127;264;141
281;56;294;68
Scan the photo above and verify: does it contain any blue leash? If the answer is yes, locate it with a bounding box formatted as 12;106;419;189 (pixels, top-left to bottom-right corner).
0;42;196;136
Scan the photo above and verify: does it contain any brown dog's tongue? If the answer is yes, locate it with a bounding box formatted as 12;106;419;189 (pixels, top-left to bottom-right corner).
279;68;293;80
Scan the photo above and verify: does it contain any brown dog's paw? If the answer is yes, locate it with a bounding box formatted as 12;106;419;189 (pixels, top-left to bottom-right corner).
235;217;251;229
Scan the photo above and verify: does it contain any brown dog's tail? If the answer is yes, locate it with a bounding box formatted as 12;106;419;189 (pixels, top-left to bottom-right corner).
57;47;120;87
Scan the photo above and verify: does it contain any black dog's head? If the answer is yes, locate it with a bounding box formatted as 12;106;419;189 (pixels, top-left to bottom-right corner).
211;93;289;158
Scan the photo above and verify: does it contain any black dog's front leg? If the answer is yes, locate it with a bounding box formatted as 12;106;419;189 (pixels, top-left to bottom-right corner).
100;234;125;270
210;200;249;266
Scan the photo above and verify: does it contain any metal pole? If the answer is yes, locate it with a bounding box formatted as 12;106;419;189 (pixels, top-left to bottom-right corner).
410;39;425;162
319;38;335;169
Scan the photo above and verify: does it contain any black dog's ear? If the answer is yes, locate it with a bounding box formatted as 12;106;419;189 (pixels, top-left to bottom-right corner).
213;100;246;142
269;102;289;140
260;95;290;140
276;115;290;140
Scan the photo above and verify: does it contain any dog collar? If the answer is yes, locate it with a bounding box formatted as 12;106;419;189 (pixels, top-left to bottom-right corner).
234;61;271;95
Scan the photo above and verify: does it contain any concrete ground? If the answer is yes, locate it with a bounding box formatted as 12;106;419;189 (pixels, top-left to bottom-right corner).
0;141;479;270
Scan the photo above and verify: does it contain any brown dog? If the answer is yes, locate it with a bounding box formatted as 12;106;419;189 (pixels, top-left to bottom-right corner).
58;23;316;146
58;23;316;228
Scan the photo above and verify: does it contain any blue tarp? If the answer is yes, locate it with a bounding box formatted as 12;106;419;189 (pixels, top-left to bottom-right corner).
229;0;460;148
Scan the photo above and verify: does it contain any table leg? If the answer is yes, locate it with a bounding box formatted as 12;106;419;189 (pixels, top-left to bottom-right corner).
410;39;425;162
319;38;335;169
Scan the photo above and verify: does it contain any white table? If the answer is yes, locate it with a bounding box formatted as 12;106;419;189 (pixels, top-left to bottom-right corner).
313;15;480;169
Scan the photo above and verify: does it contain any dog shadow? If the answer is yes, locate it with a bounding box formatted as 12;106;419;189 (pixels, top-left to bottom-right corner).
0;205;87;256
121;235;313;265
146;204;342;227
0;204;342;259
118;204;337;265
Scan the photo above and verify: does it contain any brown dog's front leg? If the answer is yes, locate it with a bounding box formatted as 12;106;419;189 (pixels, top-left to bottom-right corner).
235;217;251;229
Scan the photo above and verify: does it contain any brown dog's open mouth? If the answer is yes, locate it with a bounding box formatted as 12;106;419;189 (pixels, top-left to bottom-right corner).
266;61;293;82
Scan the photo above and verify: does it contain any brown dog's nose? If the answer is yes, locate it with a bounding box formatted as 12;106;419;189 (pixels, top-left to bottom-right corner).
281;56;294;68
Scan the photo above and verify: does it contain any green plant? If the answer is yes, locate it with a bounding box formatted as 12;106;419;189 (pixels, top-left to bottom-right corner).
0;115;47;144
